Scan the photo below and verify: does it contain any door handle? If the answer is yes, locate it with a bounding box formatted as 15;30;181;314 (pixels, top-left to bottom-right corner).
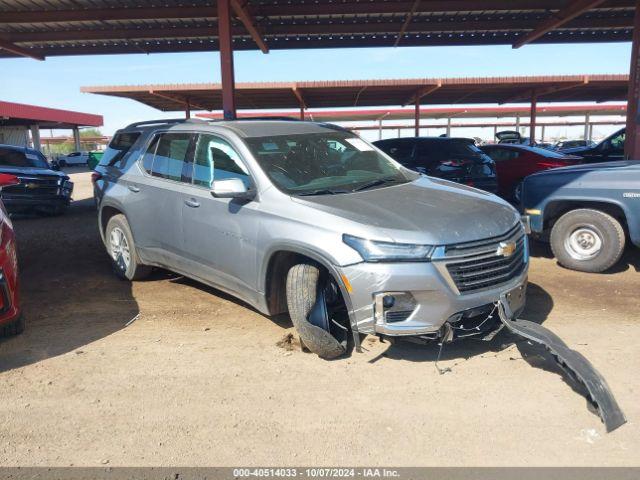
128;185;140;193
185;199;200;208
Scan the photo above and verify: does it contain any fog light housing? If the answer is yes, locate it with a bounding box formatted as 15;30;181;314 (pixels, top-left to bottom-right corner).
374;292;417;324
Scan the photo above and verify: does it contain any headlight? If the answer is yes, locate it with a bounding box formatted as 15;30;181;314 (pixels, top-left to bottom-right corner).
343;234;435;262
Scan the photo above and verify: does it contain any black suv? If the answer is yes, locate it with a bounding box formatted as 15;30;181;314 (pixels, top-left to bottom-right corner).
0;144;73;215
560;128;626;162
374;137;498;193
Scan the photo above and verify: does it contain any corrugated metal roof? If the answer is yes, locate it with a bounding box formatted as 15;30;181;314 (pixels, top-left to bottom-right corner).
0;1;636;58
81;74;630;111
0;100;103;128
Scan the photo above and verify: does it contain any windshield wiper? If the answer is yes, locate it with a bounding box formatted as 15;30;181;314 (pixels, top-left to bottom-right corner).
351;177;401;192
296;188;349;196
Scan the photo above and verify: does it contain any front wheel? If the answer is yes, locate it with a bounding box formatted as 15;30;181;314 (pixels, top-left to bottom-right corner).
286;263;349;359
105;214;151;280
550;208;625;273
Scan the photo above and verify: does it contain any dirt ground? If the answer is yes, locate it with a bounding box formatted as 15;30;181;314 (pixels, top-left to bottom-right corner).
0;168;638;467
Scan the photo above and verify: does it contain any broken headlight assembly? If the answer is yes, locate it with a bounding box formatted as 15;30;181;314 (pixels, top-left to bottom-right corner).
343;234;435;262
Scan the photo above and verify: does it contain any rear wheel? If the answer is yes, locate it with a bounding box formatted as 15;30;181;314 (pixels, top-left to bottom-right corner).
286;263;349;359
0;315;24;338
550;208;625;273
105;214;151;280
511;179;524;204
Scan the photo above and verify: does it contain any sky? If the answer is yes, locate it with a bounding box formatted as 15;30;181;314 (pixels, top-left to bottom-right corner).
0;42;633;140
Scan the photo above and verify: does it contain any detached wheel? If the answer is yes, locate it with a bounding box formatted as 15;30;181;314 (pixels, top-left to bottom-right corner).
105;214;151;280
550;208;625;273
0;314;25;338
286;263;349;359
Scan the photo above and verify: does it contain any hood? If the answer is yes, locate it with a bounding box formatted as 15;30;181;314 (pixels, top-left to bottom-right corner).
291;177;519;245
529;160;640;178
0;166;67;179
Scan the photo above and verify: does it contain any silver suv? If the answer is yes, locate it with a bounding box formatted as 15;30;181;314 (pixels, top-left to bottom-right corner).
93;119;528;359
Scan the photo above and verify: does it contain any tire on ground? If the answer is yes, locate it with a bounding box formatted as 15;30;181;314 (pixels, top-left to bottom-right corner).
105;214;152;281
0;314;24;338
286;263;347;360
550;208;625;273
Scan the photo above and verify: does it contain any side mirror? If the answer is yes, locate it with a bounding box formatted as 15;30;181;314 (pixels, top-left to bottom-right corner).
210;178;255;200
0;173;20;188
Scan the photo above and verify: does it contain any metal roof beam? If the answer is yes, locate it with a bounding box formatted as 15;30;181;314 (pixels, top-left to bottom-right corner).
394;0;421;47
230;0;269;53
0;6;215;23
291;87;307;109
513;0;608;48
403;82;442;106
148;91;208;111
501;77;590;103
0;39;44;60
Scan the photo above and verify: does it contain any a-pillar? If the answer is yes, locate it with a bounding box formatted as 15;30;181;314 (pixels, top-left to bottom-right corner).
30;124;41;151
218;0;237;120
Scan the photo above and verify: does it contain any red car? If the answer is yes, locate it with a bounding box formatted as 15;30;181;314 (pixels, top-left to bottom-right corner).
0;173;23;338
480;144;582;202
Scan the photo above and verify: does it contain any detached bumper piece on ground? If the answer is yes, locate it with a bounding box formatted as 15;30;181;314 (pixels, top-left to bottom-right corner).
498;299;626;433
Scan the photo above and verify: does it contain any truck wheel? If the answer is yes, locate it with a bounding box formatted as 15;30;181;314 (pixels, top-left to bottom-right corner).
105;214;151;281
550;209;625;273
0;314;25;338
286;263;348;359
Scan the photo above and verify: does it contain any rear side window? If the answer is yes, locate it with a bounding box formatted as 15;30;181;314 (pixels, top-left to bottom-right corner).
151;133;193;181
99;131;141;167
376;140;414;163
141;135;160;174
483;148;520;162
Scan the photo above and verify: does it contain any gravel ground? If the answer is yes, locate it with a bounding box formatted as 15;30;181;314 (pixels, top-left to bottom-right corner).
0;168;638;466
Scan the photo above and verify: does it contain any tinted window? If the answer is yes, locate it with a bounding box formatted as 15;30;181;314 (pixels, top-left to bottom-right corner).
375;140;415;163
141;136;160;174
609;131;625;151
99;131;141;167
483;147;520;162
0;147;48;168
193;134;250;188
417;140;482;159
150;133;192;181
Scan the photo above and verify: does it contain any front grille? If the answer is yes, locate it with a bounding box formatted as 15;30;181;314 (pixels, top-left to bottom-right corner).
3;177;61;197
445;223;526;294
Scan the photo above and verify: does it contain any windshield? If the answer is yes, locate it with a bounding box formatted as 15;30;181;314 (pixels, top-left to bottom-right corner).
0;147;49;169
244;131;415;195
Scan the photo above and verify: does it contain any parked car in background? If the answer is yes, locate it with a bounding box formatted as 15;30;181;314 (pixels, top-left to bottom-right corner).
495;130;529;145
0;144;73;215
521;161;640;273
559;128;626;163
480;144;582;202
554;139;596;151
94;119;527;360
0;173;23;338
57;151;90;166
374;137;498;193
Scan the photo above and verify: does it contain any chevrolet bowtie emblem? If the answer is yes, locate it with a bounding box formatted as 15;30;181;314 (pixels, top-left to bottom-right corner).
497;241;516;258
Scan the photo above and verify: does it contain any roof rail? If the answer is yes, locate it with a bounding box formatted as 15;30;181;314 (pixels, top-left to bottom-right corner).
124;118;206;129
208;116;301;123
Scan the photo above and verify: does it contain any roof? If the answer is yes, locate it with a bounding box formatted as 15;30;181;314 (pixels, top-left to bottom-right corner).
81;75;629;111
0;100;103;128
198;104;629;122
0;1;636;59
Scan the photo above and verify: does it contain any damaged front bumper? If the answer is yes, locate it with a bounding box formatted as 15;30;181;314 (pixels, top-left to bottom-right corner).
497;298;626;433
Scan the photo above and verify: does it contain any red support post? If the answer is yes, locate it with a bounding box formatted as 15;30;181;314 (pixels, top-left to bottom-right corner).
625;0;640;159
218;0;237;120
300;105;305;121
529;90;538;146
185;98;191;119
414;100;420;137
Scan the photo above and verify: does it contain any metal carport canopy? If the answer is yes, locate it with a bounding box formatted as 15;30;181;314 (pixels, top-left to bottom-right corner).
80;75;629;111
0;0;636;59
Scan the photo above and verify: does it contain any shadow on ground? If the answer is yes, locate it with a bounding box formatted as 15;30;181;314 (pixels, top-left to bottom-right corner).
0;198;138;373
